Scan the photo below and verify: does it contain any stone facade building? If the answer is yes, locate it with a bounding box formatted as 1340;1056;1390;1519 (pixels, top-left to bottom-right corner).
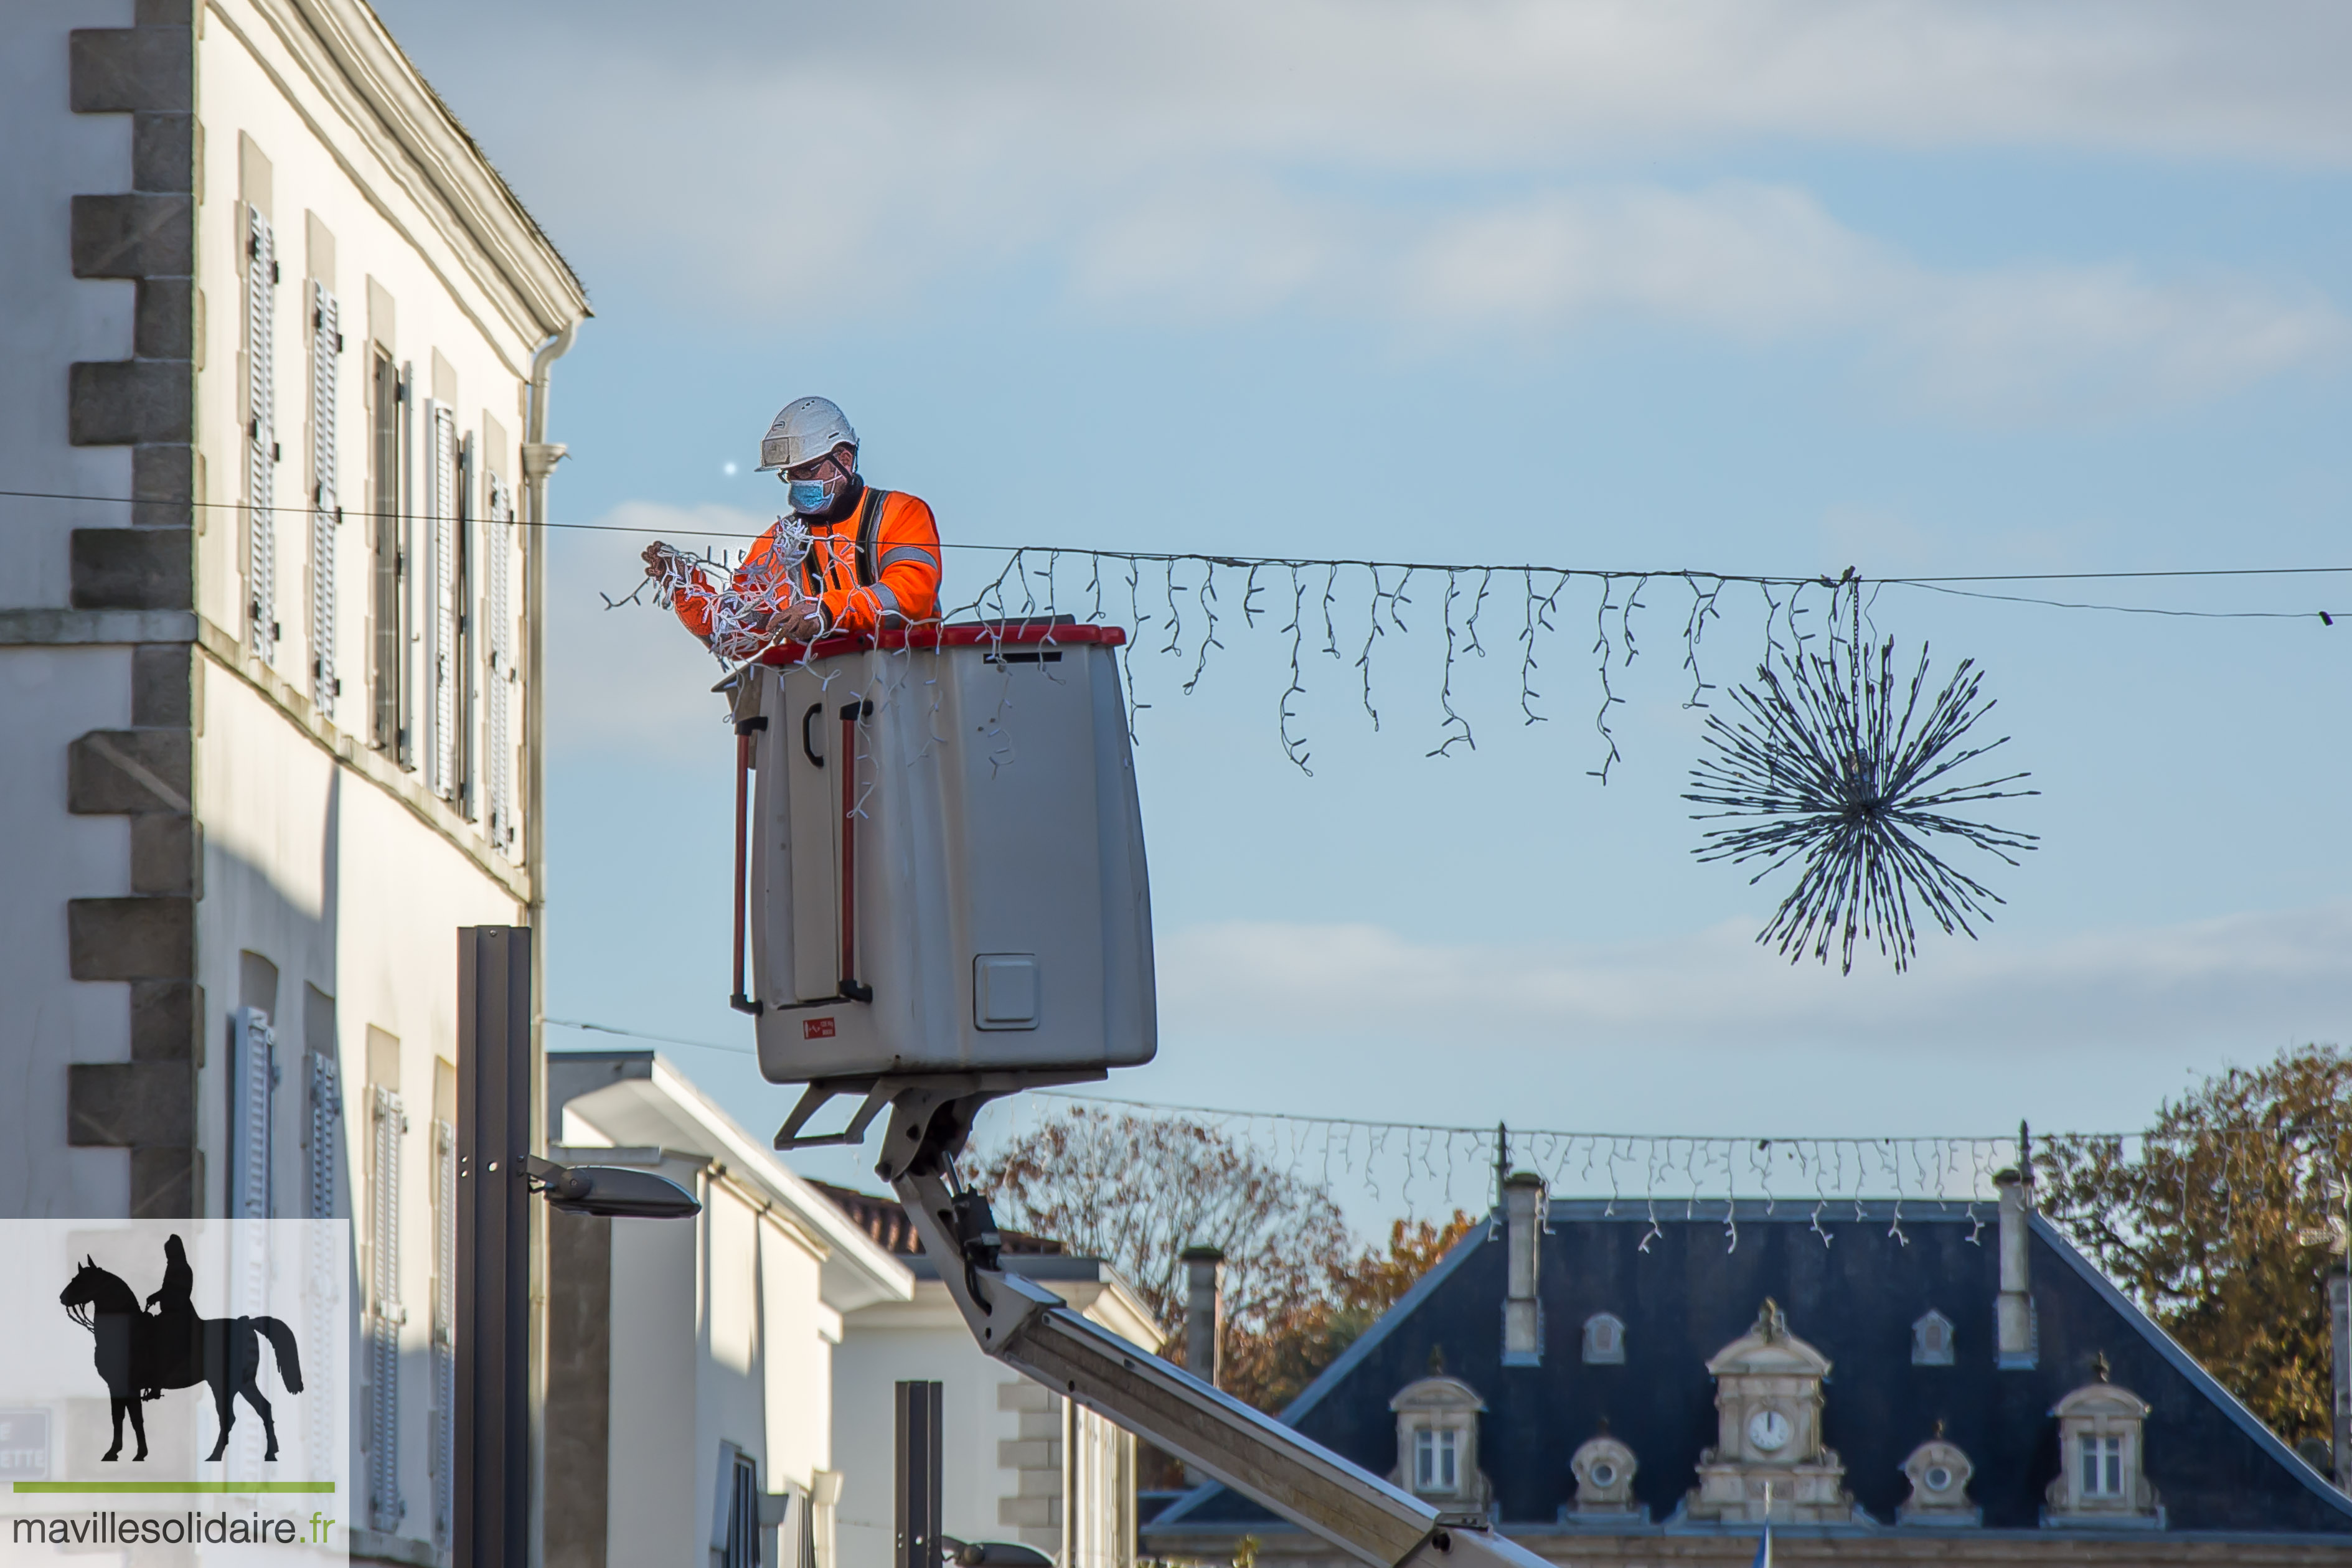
2;4;586;1563
1146;1175;2352;1560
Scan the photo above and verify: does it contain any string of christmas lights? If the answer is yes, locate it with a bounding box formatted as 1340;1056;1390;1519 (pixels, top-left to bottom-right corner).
540;1023;2347;1261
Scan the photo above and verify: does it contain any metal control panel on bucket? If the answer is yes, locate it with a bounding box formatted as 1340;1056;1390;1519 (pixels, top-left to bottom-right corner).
731;622;1156;1083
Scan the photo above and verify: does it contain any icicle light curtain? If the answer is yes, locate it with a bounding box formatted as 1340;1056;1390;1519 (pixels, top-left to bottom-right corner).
610;542;1858;777
609;542;2049;969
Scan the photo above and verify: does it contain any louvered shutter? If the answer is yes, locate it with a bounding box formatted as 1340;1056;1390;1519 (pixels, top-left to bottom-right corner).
308;1049;342;1219
230;1007;274;1219
368;1086;407;1532
484;472;517;856
225;1005;276;1481
311;283;342;714
247;207;280;663
306;1049;344;1481
428;403;459;798
430;1116;457;1551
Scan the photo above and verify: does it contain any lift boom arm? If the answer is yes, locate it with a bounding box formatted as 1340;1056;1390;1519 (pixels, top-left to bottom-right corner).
872;1082;1552;1568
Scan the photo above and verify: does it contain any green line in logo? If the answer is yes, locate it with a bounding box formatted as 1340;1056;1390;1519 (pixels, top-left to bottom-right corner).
13;1481;337;1494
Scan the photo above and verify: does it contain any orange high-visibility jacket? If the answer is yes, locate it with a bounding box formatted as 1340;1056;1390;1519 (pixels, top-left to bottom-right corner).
674;483;943;644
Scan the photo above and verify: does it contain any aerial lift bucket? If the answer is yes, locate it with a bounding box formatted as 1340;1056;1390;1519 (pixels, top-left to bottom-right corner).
721;620;1155;1142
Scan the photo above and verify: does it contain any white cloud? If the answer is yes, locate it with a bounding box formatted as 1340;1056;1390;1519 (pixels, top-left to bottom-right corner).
430;1;2352;182
1069;181;2350;414
1159;904;2352;1056
385;1;2352;408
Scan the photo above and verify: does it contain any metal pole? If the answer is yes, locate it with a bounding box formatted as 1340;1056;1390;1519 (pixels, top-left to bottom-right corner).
458;926;535;1568
894;1381;943;1568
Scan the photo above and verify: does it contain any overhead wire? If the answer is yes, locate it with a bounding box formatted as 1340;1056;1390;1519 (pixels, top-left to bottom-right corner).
2;481;2349;611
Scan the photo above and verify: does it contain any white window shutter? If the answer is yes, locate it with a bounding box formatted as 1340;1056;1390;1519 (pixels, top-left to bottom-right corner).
368;1086;407;1533
230;1006;275;1220
485;472;517;857
428;402;459;798
306;1048;344;1482
311;283;342;715
308;1049;342;1219
246;207;280;664
224;1003;277;1483
431;1116;457;1551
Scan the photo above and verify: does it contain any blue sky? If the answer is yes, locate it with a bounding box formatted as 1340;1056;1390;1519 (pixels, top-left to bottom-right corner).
383;1;2352;1209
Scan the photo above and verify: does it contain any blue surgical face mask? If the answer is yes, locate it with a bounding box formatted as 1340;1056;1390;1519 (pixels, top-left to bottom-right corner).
787;477;834;514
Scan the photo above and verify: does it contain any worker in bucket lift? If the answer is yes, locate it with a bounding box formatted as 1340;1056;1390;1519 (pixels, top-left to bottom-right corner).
641;396;942;651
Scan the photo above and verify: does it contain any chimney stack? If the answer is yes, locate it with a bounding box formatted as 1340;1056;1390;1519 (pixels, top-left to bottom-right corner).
1502;1171;1543;1365
1995;1168;2036;1369
1181;1245;1225;1389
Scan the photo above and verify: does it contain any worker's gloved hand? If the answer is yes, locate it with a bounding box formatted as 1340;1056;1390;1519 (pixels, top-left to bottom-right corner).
772;602;824;641
640;541;672;578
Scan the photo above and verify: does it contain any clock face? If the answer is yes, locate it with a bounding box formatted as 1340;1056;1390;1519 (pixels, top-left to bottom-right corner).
1746;1407;1792;1453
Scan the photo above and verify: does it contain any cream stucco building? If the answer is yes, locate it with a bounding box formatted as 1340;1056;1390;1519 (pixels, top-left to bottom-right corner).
1;2;586;1564
547;1053;916;1568
813;1183;1156;1568
547;1051;1156;1568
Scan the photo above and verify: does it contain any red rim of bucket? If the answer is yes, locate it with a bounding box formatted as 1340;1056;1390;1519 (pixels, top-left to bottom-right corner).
757;620;1129;666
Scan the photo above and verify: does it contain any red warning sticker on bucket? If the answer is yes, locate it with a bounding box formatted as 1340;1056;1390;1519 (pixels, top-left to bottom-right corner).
803;1017;836;1039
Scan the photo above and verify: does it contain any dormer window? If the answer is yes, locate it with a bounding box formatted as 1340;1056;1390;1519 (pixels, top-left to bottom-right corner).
1898;1432;1978;1524
2044;1364;2161;1528
1912;1310;1955;1366
1388;1375;1492;1516
1582;1312;1625;1364
1569;1435;1642;1519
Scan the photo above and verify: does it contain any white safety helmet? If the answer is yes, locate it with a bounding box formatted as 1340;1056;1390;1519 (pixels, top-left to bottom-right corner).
757;397;858;472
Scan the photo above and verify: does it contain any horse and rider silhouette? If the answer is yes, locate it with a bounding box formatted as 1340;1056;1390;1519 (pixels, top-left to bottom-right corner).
59;1236;303;1463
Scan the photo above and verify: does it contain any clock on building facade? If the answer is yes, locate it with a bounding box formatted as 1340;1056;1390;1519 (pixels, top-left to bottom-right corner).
1686;1299;1858;1524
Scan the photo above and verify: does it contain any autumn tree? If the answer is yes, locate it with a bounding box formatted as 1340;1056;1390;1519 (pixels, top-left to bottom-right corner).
1243;1211;1481;1414
972;1107;1351;1402
2036;1045;2352;1448
971;1107;1476;1413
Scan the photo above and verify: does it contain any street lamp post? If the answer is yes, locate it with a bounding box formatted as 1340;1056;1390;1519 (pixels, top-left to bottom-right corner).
456;927;699;1568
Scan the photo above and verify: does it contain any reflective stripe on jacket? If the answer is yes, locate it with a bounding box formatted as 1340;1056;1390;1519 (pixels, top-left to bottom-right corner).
673;482;943;643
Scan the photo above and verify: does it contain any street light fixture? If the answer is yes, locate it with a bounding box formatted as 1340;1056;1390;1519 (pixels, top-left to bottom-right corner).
524;1155;701;1220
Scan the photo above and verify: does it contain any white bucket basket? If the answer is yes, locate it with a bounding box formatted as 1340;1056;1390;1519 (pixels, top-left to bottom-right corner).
736;622;1156;1087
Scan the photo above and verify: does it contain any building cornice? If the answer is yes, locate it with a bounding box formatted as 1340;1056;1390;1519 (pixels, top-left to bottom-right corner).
225;0;588;344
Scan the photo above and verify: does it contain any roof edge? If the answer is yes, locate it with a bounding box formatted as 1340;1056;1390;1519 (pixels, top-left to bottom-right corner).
2030;1211;2352;1522
1152;1213;1495;1533
1277;1213;1493;1426
270;0;590;333
557;1050;913;1306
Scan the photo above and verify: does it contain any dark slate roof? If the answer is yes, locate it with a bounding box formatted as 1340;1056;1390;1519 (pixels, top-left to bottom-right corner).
1147;1199;2352;1541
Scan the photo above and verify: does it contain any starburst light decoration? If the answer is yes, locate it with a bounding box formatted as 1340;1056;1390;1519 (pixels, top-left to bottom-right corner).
1686;593;2038;974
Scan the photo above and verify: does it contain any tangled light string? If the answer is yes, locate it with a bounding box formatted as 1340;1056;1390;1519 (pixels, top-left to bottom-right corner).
612;519;815;665
1686;578;2038;974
